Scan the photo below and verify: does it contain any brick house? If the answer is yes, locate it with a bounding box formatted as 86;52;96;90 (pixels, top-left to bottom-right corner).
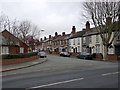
52;32;70;54
1;30;28;54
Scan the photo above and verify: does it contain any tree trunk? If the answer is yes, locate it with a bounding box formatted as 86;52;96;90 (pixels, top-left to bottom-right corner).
103;45;108;60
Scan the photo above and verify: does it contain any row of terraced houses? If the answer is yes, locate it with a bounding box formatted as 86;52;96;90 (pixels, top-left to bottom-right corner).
36;21;120;60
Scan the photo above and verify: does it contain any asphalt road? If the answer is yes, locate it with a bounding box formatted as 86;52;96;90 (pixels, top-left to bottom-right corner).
2;54;119;89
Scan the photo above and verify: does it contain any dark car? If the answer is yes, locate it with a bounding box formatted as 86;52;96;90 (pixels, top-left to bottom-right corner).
38;52;47;58
76;53;93;60
60;52;70;57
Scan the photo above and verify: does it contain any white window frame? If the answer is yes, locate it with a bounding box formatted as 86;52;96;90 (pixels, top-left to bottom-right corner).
20;47;24;53
77;46;80;53
117;32;120;40
89;36;92;43
108;48;114;54
78;38;80;45
96;35;99;43
96;45;100;53
2;46;9;55
83;37;86;43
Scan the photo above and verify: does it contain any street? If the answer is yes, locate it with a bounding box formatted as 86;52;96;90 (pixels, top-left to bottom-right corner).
2;54;119;89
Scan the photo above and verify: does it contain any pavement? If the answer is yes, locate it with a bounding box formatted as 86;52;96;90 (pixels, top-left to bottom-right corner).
0;57;47;72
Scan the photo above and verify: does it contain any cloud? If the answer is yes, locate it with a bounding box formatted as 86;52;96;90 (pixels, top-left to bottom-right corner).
0;1;86;38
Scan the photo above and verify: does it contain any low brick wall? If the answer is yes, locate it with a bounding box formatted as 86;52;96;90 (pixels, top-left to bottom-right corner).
95;54;103;59
107;54;118;60
1;56;39;65
70;53;79;56
52;52;60;55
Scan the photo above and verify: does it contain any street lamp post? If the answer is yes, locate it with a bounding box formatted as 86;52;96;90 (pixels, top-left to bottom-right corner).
39;30;44;41
38;29;44;51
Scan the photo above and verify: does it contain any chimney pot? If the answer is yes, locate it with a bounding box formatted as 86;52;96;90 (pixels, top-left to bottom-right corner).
62;32;65;36
71;26;76;34
49;35;51;39
86;21;90;32
44;37;46;40
55;32;58;37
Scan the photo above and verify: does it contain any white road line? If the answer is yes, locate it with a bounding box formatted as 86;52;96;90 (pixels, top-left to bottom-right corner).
102;72;120;76
28;78;84;89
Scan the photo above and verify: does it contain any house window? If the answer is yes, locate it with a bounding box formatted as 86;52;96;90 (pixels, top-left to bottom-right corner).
20;47;24;53
96;35;99;43
69;40;71;45
83;37;86;43
108;48;114;54
78;38;80;45
83;47;86;53
2;46;9;55
117;32;120;40
77;46;80;53
73;39;75;45
89;36;92;43
96;45;100;53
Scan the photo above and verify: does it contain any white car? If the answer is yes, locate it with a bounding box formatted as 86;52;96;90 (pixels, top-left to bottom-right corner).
38;52;47;58
60;52;70;57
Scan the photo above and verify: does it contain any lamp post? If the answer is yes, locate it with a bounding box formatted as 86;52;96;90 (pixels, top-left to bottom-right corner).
39;29;45;41
37;30;45;50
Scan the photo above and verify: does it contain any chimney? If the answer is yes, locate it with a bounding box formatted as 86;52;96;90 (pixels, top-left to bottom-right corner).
44;36;46;40
71;26;76;34
106;17;112;25
49;35;51;39
55;32;58;37
86;21;90;32
62;32;65;36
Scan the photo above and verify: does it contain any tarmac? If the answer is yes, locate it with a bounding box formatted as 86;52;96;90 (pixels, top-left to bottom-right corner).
0;57;47;72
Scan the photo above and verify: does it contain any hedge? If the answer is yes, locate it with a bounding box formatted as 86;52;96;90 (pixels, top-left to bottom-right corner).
2;52;38;59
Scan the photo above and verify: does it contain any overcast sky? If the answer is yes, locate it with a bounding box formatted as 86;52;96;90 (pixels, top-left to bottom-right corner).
0;0;89;38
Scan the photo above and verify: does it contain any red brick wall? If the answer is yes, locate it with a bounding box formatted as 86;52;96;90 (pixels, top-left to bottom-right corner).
107;54;118;60
95;54;103;59
1;56;39;65
70;52;79;56
11;47;20;54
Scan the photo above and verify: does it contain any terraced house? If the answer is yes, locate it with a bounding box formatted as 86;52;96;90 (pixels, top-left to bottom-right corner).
69;26;85;56
82;21;120;60
37;21;120;60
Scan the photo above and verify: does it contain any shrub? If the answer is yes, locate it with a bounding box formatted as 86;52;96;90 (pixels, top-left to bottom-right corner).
2;52;38;59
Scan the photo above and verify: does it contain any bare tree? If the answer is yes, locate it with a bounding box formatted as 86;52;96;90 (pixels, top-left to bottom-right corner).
83;1;120;60
11;19;21;38
0;14;11;32
18;20;31;43
30;24;40;39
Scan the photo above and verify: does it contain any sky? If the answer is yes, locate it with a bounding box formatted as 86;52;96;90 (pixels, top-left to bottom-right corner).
0;0;90;39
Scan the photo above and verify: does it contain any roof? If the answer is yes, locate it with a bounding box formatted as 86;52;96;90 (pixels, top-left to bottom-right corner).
2;30;28;47
83;27;99;37
69;30;86;39
53;34;70;42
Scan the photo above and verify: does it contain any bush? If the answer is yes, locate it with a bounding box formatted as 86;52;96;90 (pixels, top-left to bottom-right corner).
2;52;38;59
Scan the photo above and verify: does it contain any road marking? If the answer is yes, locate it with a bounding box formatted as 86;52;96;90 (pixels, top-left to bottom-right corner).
28;77;84;89
102;72;120;76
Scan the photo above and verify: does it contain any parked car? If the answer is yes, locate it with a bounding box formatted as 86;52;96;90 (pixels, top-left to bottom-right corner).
38;52;47;58
76;53;93;60
60;52;70;57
